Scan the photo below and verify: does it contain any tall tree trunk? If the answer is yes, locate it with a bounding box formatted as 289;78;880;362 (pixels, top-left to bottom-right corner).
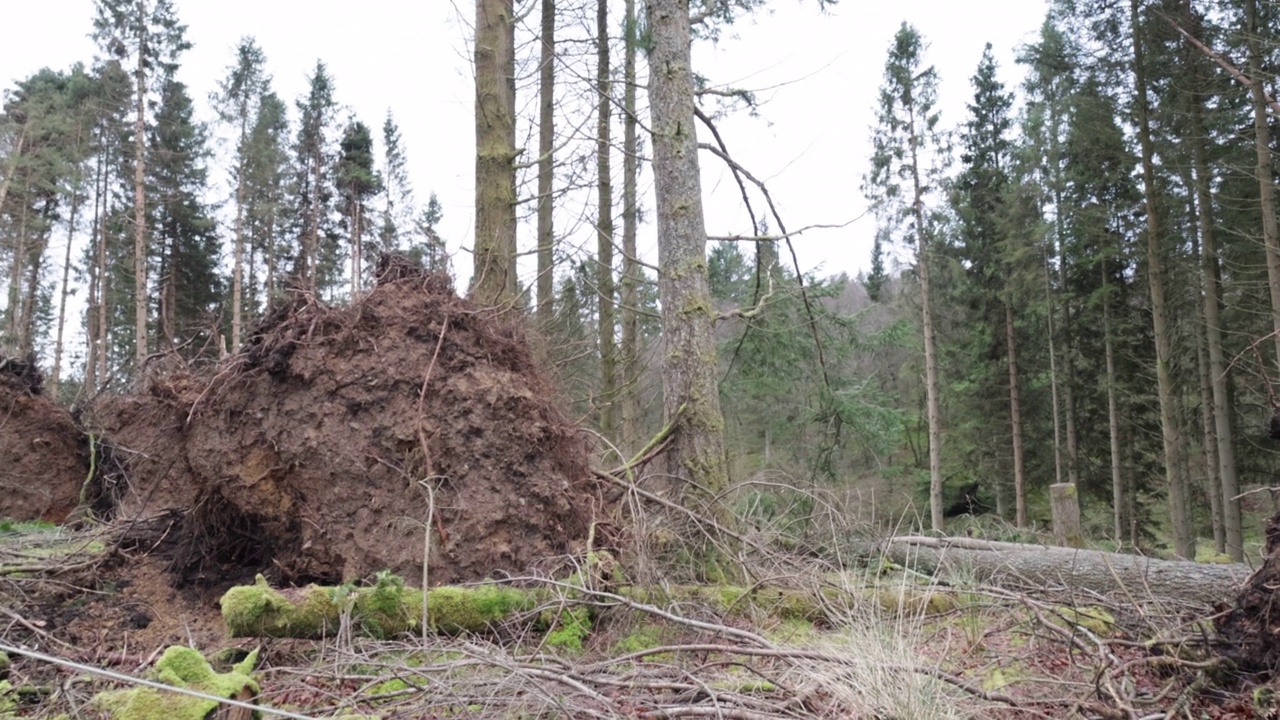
646;0;730;507
597;0;617;439
5;202;28;348
133;48;149;367
85;145;105;392
96;173;110;384
908;121;943;532
1103;263;1125;548
231;116;246;351
1131;0;1193;559
1005;299;1027;528
19;212;49;353
620;0;640;454
350;193;362;300
535;0;555;329
1195;299;1224;553
472;0;518;307
1044;251;1064;488
1244;0;1280;374
0;130;23;228
1192;96;1243;560
53;167;85;392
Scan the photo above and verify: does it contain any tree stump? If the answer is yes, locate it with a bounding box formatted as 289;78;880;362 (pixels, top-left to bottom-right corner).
1050;483;1083;548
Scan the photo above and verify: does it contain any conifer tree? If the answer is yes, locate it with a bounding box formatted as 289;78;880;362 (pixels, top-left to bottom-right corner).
953;43;1023;525
379;111;414;254
212;36;267;351
92;0;190;366
293;61;338;294
149;76;220;352
336;119;380;299
864;22;949;531
242;90;288;307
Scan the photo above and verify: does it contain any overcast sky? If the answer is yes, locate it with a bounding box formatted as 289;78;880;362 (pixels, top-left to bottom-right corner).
2;0;1049;291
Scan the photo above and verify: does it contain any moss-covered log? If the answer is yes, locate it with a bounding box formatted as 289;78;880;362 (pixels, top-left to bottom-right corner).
221;573;974;641
221;573;538;639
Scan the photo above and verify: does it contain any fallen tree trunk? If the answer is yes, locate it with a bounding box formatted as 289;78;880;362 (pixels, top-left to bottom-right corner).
879;535;1250;607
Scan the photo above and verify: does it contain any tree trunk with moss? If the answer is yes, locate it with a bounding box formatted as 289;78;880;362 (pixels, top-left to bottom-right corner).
472;0;518;308
646;0;729;508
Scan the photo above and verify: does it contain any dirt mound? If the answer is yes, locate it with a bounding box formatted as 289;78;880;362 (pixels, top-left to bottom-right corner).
98;256;602;590
0;353;92;522
1217;511;1280;674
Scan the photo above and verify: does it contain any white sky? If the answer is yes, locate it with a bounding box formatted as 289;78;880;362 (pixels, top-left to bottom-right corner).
1;0;1049;294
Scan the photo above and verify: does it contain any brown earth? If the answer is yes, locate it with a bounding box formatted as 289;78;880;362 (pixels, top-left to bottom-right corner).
93;256;604;595
1216;511;1280;675
0;353;92;523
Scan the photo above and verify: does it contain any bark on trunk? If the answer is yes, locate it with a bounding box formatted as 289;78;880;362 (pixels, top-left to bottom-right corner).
52;166;84;391
232;116;246;352
1049;483;1083;548
472;0;518;308
1103;264;1125;548
879;535;1247;608
1192;99;1242;560
1005;300;1026;528
597;0;618;439
535;0;555;329
133;48;149;367
1244;0;1280;376
647;0;730;505
907;93;943;532
1132;0;1193;560
620;0;640;455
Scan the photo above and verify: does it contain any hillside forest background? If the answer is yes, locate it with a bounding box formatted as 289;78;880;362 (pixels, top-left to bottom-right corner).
3;0;1280;562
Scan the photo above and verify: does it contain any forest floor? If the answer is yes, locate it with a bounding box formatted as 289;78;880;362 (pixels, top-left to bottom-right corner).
0;517;1272;719
1;256;1279;718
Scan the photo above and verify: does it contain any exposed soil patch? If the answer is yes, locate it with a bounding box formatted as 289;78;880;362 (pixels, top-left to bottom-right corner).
0;353;92;522
95;256;603;593
1217;510;1280;675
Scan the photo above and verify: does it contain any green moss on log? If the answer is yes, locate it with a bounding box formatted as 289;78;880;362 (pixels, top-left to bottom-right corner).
93;646;258;720
221;575;540;639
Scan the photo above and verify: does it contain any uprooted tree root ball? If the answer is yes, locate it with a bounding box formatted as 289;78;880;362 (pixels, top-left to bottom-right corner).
0;353;115;523
95;257;604;590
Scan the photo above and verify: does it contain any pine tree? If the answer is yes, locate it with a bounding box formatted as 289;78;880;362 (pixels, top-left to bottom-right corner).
412;192;448;276
242;90;288;308
336;118;380;299
864;22;949;531
865;230;887;302
378;111;415;254
212;36;267;351
149;76;221;353
953;43;1023;525
92;0;190;366
292;61;338;295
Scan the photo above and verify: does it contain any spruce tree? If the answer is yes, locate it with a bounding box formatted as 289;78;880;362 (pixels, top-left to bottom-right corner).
864;22;949;531
92;0;190;366
149;76;221;353
336;119;381;299
212;36;268;351
292;61;339;295
242;90;288;308
378;111;415;254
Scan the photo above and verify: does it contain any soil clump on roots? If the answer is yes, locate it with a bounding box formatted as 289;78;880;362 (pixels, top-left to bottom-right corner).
0;353;94;522
97;256;601;594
